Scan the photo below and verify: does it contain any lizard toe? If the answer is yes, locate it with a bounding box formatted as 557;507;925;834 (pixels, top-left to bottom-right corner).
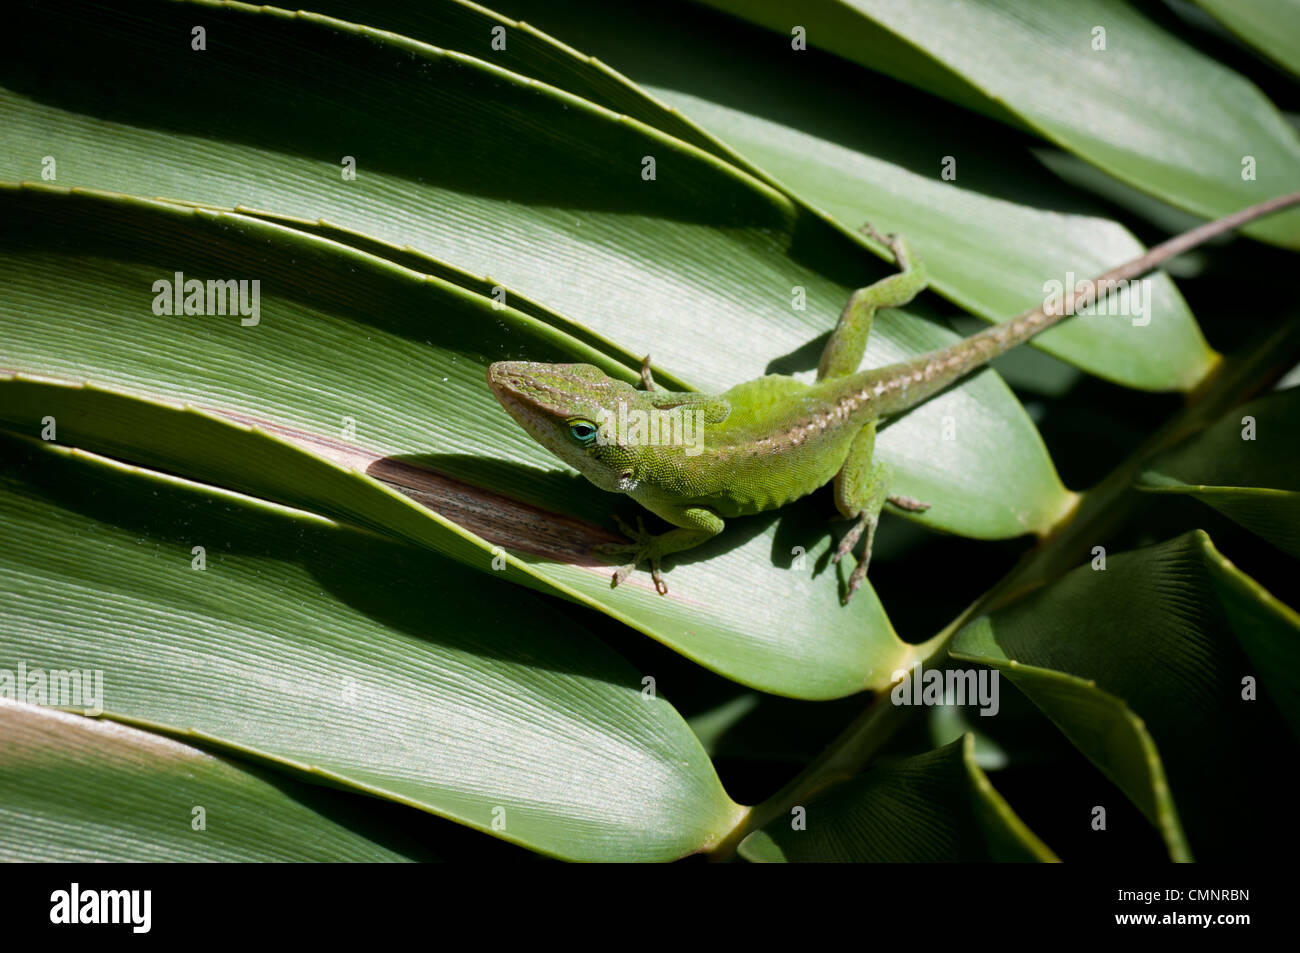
611;562;639;588
844;557;871;604
650;561;668;595
888;494;931;512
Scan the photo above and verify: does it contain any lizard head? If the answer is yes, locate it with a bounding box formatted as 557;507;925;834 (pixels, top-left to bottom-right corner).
487;361;649;492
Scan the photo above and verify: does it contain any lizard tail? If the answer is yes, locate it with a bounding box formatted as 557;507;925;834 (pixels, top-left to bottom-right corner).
859;190;1300;419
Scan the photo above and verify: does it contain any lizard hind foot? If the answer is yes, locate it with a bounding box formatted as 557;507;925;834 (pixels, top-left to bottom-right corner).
833;510;871;565
833;510;879;605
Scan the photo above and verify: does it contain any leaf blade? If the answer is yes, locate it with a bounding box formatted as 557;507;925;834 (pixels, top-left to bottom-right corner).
691;0;1300;247
0;434;744;861
0;702;436;862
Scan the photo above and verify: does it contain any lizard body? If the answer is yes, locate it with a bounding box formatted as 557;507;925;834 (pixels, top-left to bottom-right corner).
489;195;1300;602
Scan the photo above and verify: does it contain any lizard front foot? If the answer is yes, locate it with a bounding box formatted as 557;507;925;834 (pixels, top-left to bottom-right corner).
594;514;668;595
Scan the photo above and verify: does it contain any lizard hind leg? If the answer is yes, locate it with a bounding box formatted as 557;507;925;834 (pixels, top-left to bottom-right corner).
817;230;928;383
831;422;891;605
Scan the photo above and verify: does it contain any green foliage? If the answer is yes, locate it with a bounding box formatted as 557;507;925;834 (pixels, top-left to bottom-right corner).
1;0;1296;861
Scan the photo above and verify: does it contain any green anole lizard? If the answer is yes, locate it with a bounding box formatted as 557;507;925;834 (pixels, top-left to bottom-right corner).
489;193;1300;603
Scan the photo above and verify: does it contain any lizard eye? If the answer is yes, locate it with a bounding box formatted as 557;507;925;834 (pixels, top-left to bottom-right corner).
567;419;598;444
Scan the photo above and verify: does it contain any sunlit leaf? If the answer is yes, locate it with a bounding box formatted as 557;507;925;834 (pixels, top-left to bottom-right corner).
0;0;1075;545
296;0;1219;391
0;184;923;699
691;0;1300;247
0;701;435;862
0;434;744;861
